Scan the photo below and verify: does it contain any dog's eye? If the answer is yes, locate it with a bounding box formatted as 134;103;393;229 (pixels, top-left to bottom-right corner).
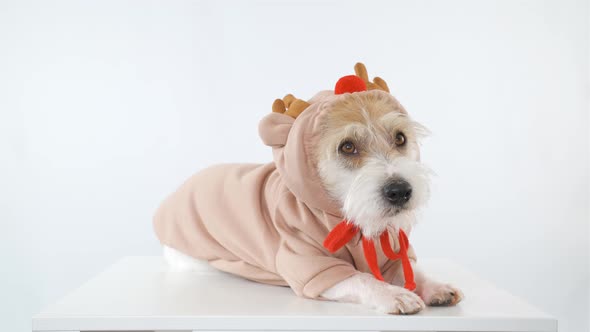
395;132;406;146
339;141;358;155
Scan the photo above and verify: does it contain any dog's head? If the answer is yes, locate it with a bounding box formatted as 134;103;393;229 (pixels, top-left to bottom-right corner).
261;63;431;237
315;90;431;237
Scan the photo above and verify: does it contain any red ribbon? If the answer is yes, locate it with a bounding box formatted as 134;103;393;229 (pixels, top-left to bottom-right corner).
323;220;416;291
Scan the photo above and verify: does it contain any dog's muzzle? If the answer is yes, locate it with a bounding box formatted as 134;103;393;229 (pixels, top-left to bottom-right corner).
382;179;412;207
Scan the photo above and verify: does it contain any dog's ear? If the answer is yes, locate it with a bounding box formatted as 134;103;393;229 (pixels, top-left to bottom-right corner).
354;63;390;93
272;94;310;119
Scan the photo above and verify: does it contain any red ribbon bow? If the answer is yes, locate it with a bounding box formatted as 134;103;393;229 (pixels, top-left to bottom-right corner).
323;220;416;291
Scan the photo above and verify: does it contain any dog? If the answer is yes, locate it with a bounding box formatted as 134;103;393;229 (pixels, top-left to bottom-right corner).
154;63;463;314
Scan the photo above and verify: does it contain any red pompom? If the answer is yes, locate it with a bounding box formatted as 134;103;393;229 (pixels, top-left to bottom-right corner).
334;75;367;95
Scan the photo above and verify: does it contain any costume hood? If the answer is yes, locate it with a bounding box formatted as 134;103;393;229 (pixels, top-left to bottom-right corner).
258;94;342;216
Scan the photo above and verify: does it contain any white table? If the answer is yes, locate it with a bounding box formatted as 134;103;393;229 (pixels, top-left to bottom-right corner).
32;256;556;332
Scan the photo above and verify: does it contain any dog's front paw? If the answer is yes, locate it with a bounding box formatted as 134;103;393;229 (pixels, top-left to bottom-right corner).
373;285;426;315
420;282;463;306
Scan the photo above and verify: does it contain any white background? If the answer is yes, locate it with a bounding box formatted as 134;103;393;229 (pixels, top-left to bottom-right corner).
1;0;588;331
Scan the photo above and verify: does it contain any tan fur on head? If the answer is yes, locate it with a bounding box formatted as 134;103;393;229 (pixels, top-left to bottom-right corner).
316;91;424;165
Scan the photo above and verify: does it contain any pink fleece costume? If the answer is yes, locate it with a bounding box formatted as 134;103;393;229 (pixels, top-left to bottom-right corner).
153;90;416;299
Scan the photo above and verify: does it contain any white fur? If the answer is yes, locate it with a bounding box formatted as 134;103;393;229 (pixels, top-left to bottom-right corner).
315;107;462;314
163;245;213;272
321;273;425;314
413;265;465;306
321;263;463;313
318;156;432;238
317;109;433;238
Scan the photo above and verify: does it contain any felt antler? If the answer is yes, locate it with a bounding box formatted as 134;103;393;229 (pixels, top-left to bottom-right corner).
272;94;310;119
334;63;391;95
272;63;388;116
354;62;390;93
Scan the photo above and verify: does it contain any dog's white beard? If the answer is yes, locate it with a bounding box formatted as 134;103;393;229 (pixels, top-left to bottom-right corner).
319;156;432;238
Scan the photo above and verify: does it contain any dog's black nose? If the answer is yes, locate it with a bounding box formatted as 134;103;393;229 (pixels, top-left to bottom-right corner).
382;180;412;206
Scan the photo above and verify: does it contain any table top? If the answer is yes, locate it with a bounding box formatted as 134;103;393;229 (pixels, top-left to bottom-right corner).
32;256;556;332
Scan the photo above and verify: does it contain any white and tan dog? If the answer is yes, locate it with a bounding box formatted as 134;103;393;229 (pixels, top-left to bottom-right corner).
155;63;463;315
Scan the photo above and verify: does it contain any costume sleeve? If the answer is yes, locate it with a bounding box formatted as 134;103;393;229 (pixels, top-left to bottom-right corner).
272;193;360;299
275;238;360;299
